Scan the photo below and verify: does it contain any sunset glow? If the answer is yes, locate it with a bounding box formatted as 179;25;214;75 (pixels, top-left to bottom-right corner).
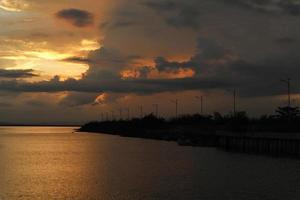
0;0;28;12
1;2;300;200
0;0;298;123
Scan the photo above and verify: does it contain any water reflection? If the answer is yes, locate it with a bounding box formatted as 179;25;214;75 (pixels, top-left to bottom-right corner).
1;127;300;199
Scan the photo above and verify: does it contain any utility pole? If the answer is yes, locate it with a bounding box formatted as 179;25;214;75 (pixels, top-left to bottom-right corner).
138;105;143;118
195;96;204;114
119;108;123;120
201;96;203;114
233;89;236;116
153;104;159;117
111;111;115;121
101;112;104;121
106;112;109;121
125;108;130;120
281;78;291;107
171;99;178;118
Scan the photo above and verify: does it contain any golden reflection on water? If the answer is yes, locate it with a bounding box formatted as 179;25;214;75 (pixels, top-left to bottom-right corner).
1;127;300;200
0;127;107;199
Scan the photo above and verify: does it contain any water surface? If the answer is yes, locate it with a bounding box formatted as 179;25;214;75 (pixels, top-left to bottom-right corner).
1;126;300;200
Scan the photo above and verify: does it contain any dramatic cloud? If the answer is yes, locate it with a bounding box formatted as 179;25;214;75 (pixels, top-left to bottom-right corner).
1;0;300;122
2;1;300;98
143;0;300;32
62;56;90;64
59;92;100;107
56;8;94;27
227;0;300;15
0;36;298;99
0;69;37;78
143;0;201;29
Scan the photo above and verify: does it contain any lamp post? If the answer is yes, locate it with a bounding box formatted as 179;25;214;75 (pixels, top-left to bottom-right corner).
233;89;236;115
106;112;109;121
195;96;203;114
153;104;159;117
101;112;104;121
138;105;143;118
125;107;130;120
281;78;291;107
119;108;123;120
111;111;115;121
171;99;178;118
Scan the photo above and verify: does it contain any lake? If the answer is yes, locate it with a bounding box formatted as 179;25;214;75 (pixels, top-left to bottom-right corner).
0;126;300;200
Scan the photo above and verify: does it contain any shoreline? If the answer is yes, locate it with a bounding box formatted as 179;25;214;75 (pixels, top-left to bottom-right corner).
0;125;80;127
79;127;300;157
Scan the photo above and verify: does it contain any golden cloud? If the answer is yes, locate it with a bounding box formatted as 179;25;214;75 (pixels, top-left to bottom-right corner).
0;0;28;12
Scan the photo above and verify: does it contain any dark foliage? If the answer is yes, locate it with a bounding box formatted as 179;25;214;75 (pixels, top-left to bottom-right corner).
80;106;300;138
276;106;300;120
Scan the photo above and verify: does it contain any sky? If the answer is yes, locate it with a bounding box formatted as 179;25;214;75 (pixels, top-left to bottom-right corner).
0;0;300;124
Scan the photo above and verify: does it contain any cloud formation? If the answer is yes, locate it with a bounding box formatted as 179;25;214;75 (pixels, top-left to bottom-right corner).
59;92;99;107
56;8;94;27
0;0;28;12
62;56;90;64
0;69;37;78
143;0;201;29
1;0;300;121
0;36;298;99
227;0;300;15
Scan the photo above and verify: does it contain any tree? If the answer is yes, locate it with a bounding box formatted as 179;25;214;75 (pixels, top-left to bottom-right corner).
275;106;300;120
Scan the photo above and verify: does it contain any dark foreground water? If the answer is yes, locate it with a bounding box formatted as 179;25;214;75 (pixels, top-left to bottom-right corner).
1;127;300;200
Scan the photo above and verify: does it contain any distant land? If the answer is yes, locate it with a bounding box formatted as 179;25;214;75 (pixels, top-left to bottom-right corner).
0;122;81;126
79;106;300;157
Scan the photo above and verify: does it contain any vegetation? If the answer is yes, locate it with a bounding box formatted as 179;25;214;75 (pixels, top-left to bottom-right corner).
79;106;300;148
80;106;300;136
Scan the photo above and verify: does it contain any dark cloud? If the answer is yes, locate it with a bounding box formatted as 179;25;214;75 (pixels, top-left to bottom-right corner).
137;66;152;78
0;36;298;99
280;1;300;15
0;69;38;78
147;38;231;75
166;5;201;29
56;8;94;27
276;37;296;45
85;47;141;80
196;38;227;59
59;92;99;107
143;1;178;11
99;21;137;30
143;0;300;31
0;60;298;99
62;56;90;64
226;0;300;15
1;0;300;107
154;57;178;72
143;0;201;29
99;9;141;30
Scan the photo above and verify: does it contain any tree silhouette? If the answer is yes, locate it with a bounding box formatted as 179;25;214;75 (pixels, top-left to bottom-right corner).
276;106;300;120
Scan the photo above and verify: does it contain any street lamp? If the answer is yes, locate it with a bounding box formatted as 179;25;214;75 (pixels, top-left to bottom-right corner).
138;105;143;118
195;96;203;114
170;99;178;118
153;104;159;117
281;78;291;107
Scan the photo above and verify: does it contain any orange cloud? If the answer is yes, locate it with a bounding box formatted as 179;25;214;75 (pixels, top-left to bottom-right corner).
120;69;139;79
120;67;195;80
94;93;108;105
149;68;196;79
